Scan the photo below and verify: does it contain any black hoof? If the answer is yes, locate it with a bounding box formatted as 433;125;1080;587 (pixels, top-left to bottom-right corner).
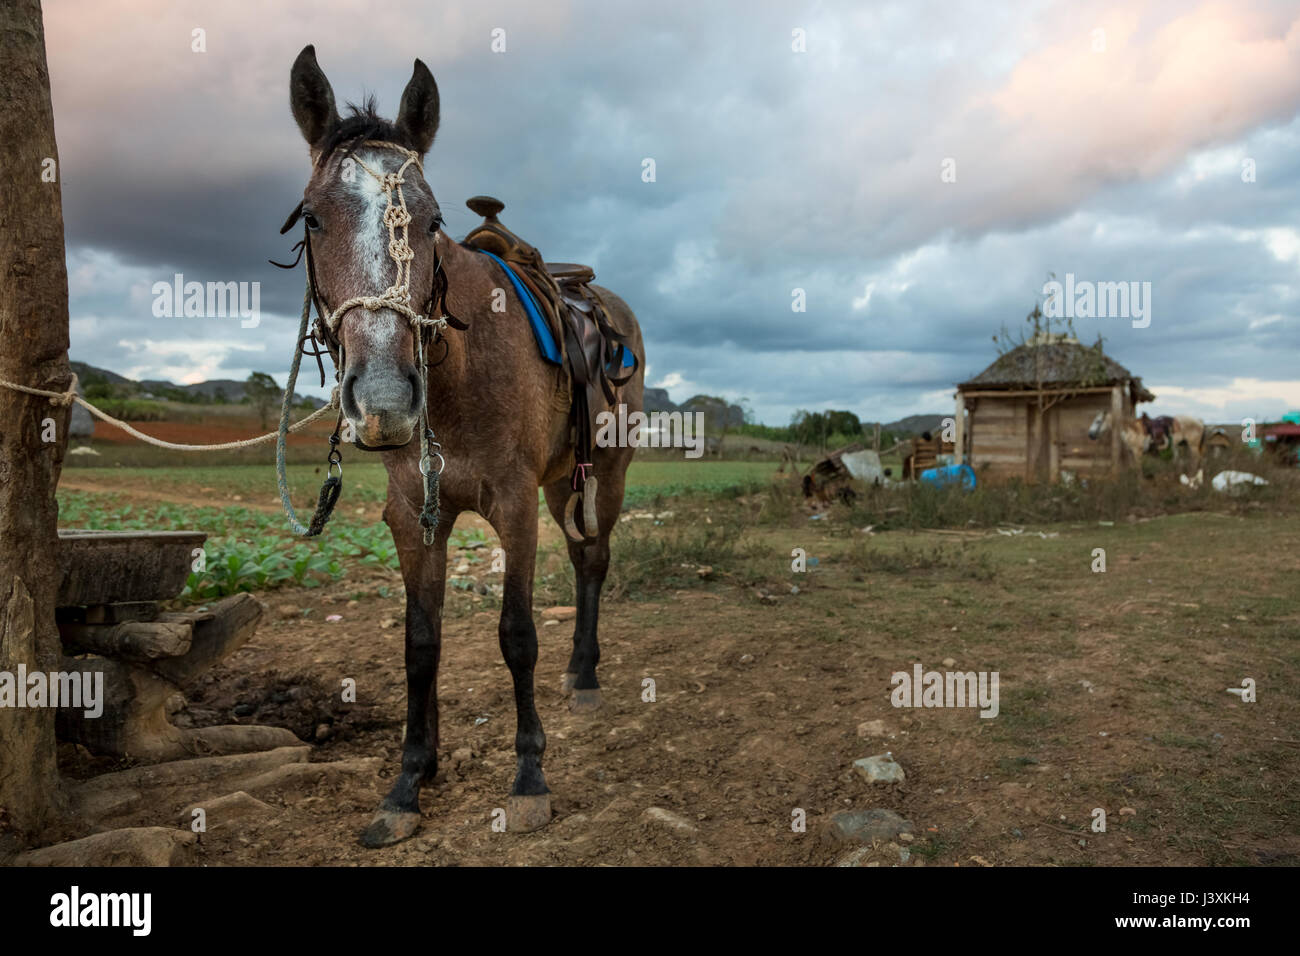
360;808;422;848
570;687;603;713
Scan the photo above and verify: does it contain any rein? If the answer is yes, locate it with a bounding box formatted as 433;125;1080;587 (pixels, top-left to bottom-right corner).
274;139;463;545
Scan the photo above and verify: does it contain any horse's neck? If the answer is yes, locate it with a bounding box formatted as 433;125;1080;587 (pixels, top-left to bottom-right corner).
422;238;540;416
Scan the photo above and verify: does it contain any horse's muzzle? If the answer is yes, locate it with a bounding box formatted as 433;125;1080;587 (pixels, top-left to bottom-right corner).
341;366;422;449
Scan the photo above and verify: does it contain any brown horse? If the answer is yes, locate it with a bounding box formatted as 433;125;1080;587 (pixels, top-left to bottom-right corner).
287;46;644;847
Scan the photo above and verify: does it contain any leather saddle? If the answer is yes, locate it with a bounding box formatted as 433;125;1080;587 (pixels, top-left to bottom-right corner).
463;196;640;540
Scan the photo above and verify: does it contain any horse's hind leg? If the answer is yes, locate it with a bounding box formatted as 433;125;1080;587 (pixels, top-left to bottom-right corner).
361;501;457;849
544;459;628;714
490;489;552;832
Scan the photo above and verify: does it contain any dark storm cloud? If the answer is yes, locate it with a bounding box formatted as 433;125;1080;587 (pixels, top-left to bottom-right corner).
43;0;1300;423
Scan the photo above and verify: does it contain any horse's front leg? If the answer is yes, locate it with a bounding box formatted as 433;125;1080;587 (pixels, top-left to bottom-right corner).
490;487;552;833
361;498;458;848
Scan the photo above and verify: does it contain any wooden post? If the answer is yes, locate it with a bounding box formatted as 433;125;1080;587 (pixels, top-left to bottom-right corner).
1111;384;1124;470
953;391;965;465
0;0;73;852
1047;405;1060;482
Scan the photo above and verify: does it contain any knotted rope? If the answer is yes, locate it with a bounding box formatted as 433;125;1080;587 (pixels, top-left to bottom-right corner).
321;141;448;341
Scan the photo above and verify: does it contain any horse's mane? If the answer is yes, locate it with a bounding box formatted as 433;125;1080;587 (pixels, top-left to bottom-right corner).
317;96;414;164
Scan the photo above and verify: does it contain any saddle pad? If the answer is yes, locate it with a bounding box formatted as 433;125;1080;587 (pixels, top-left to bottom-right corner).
476;249;635;370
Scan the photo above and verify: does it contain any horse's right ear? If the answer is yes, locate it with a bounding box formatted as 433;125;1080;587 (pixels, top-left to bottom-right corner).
290;45;339;149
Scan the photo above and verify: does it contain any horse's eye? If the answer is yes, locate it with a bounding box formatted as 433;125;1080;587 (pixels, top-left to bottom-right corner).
303;211;321;231
428;216;443;235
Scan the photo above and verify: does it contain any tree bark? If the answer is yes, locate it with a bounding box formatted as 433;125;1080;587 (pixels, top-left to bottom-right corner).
0;0;72;851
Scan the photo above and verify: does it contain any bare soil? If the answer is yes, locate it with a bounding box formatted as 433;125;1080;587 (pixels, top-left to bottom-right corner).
52;493;1300;867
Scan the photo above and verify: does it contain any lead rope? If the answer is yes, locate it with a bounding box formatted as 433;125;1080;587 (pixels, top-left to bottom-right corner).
415;331;444;545
276;274;344;537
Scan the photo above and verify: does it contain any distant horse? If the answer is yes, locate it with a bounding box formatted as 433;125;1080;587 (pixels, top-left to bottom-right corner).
1140;413;1175;451
285;47;644;847
1089;410;1149;467
1169;415;1205;469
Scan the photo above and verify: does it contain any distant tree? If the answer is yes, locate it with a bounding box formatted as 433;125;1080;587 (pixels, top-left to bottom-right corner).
244;371;280;430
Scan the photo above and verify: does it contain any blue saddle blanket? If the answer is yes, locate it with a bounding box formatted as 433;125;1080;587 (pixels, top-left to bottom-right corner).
476;250;635;369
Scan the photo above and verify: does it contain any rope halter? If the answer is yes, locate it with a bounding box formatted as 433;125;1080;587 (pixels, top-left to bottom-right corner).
321;140;449;339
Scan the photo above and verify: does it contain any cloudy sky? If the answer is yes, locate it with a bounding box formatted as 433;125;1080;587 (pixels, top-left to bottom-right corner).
44;0;1300;425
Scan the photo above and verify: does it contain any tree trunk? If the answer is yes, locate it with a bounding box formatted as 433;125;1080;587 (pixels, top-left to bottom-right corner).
0;0;72;852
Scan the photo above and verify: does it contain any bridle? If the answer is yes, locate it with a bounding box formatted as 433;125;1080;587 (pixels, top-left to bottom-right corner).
273;139;466;545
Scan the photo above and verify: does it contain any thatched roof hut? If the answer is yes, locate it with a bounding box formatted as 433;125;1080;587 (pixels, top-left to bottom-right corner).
953;338;1153;482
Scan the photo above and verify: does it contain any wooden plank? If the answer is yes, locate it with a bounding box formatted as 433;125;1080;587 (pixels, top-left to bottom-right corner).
954;392;965;465
1048;406;1060;481
1111;384;1123;467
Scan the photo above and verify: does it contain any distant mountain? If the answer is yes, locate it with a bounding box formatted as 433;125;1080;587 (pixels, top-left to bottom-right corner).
70;361;326;409
643;387;677;414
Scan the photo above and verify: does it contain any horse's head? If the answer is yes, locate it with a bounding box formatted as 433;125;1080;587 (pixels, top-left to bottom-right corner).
1088;410;1109;440
289;46;444;450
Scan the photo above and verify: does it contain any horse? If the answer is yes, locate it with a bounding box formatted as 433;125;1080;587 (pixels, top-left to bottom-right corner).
1168;415;1205;469
1088;409;1149;467
285;46;645;847
1139;412;1175;452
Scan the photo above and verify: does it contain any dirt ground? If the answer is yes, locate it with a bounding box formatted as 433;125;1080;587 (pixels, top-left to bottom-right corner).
52;484;1300;867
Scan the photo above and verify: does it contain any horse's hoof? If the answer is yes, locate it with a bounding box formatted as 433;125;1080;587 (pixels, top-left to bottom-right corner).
569;688;603;713
506;793;552;833
360;808;421;848
561;672;578;694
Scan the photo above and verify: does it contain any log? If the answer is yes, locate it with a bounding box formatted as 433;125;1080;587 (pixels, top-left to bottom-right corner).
58;619;193;660
74;745;310;798
56;593;293;761
14;826;196;867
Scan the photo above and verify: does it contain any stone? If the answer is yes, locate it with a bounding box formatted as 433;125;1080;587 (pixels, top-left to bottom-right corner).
641;806;697;834
825;808;915;844
541;606;577;621
276;604;299;621
853;754;906;784
857;719;888;738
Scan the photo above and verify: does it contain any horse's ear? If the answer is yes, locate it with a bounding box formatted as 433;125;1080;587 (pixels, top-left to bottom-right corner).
290;45;339;149
395;59;440;155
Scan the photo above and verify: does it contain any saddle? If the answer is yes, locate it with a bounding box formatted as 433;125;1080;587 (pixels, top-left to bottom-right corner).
462;196;640;540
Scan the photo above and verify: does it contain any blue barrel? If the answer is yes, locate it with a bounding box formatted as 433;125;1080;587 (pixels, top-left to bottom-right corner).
919;462;976;491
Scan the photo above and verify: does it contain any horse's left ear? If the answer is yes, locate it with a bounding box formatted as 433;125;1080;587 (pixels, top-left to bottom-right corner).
395;59;440;155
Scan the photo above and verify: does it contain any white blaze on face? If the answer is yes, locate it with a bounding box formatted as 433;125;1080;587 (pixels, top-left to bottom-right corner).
344;148;405;353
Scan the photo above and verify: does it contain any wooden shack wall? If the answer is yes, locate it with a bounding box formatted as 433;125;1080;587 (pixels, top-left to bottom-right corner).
967;395;1030;480
966;390;1126;482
